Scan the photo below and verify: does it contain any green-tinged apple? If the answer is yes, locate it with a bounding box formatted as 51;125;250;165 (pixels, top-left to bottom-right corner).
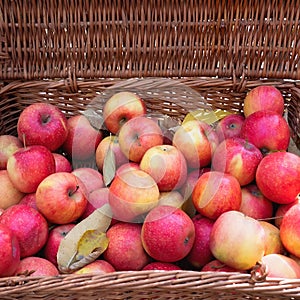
7;145;56;193
256;151;300;204
211;137;263;186
19;193;38;210
240;110;290;153
158;190;184;208
116;162;140;175
0;135;23;170
186;214;215;269
140;144;187;192
192;171;242;220
261;254;300;279
274;199;300;228
53;153;72;172
103;91;147;134
173;120;219;169
74;259;116;274
109;168;160;222
201;259;244;273
0;204;48;258
95;135;128;172
103;222;151;271
259;221;284;255
118;116;164;163
141;205;195;262
142;262;182;271
0;170;24;209
215;114;245;143
243;85;284;117
280;204;300;258
72;167;104;195
62;114;103;161
17;102;68;151
209;210;266;270
239;184;274;220
14;256;59;276
36;172;88;224
44;223;76;267
0;223;20;277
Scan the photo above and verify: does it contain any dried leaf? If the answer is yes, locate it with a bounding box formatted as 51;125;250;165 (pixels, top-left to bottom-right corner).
82;109;105;130
103;138;117;186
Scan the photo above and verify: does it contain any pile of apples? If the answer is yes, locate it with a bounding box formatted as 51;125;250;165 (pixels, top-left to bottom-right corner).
0;85;300;279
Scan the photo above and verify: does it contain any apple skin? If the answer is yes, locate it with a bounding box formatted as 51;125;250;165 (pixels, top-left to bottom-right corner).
261;254;300;279
17;102;68;152
95;135;128;172
36;172;88;224
201;259;244;273
0;204;49;258
140;144;188;192
158;190;184;208
116;162;140;176
19;193;38;210
142;262;182;271
280;204;300;258
0;170;24;209
173;120;219;169
14;256;59;276
186;214;215;269
243;85;284;117
0;135;23;170
43;223;76;267
62;114;103;161
0;223;21;277
108;168;160;222
118;116;164;163
211;137;263;186
141;205;195;263
7;145;56;193
274;199;300;228
240;110;290;153
209;210;266;270
72;167;104;195
256;151;300;204
74;259;116;274
192;171;242;220
239;184;274;220
53;153;72;173
103;222;151;271
215;114;245;143
103;91;147;134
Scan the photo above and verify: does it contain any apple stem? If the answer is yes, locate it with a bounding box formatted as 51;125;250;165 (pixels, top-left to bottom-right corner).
22;133;27;148
69;185;79;197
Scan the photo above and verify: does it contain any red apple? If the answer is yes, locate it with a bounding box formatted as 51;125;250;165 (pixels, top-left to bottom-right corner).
0;223;20;277
53;153;72;172
72;167;104;194
142;262;182;271
141;205;195;262
186;214;215;269
243;85;284;117
103;91;147;134
209;210;266;270
74;259;116;274
95;135;128;172
173;120;219;169
192;171;242;220
140;144;187;192
256;151;300;204
118;116;164;163
239;184;274;220
14;256;59;276
103;222;151;271
240;110;290;153
0;170;24;209
0;134;23;170
116;162;140;176
6;145;56;193
0;204;48;258
215;114;245;142
19;193;38;210
274;199;300;228
201;259;243;273
36;172;88;224
109;168;160;222
158;190;184;208
44;223;76;266
211;138;263;186
17;102;68;151
62;114;103;161
280;203;300;258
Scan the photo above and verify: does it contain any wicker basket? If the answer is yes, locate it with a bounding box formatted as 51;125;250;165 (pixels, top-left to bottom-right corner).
0;1;300;299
